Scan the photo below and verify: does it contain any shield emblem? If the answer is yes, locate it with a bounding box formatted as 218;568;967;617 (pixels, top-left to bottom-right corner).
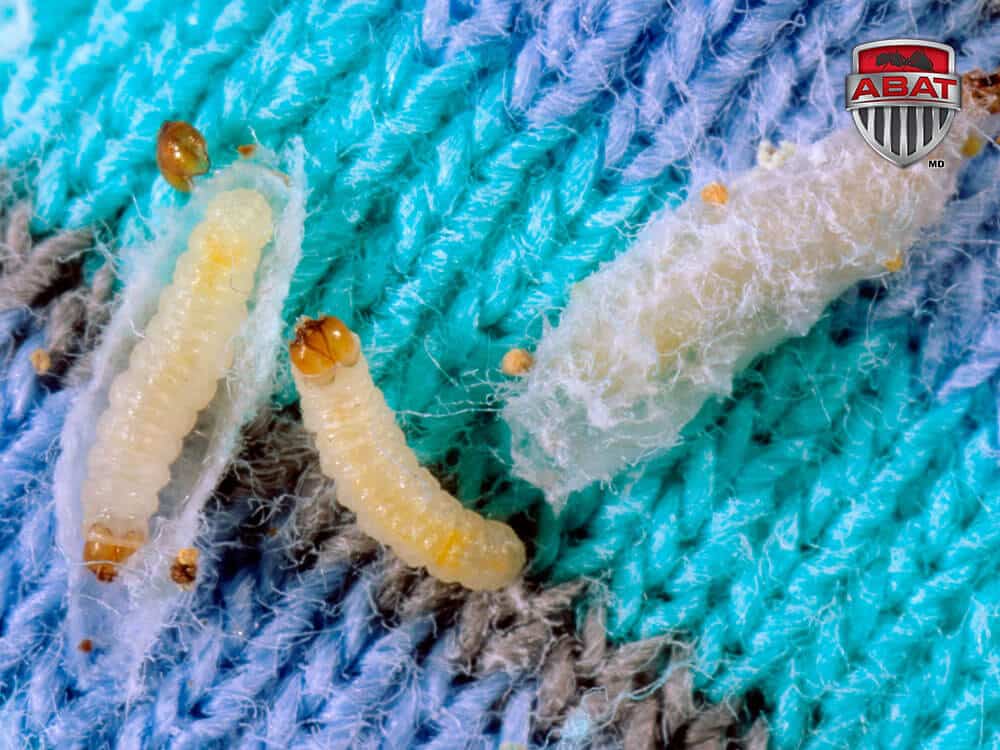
845;39;961;167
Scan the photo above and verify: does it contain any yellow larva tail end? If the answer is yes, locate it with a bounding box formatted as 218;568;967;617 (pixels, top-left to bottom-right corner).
472;519;528;591
425;514;526;591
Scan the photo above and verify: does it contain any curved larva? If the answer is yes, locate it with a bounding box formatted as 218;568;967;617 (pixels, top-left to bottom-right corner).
81;189;274;580
290;316;526;591
505;71;1000;509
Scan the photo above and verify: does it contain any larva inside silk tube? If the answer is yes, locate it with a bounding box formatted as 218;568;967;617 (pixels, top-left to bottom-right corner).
505;70;1000;510
81;189;274;581
290;316;526;591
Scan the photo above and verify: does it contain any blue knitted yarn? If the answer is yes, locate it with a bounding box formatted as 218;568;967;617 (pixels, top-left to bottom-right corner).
1;327;672;747
0;325;551;746
545;150;1000;748
2;0;1000;748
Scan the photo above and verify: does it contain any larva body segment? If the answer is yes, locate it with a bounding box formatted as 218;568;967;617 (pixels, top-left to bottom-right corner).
505;72;1000;508
291;317;525;591
81;189;274;578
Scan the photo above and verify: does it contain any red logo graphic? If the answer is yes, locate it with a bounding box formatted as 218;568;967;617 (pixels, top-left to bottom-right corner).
845;39;961;167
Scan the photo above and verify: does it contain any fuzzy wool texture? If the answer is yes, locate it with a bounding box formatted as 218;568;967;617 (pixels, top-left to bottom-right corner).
506;101;987;506
0;224;763;746
1;0;1000;748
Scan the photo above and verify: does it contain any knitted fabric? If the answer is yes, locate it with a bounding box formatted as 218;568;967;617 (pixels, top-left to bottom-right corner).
503;106;984;505
0;215;765;747
1;0;999;748
52;151;308;684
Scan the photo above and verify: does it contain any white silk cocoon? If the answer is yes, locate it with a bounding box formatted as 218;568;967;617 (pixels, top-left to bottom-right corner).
505;104;990;510
54;142;307;693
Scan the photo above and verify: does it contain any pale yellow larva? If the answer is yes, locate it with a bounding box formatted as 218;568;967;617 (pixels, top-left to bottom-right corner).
290;316;526;591
81;189;274;581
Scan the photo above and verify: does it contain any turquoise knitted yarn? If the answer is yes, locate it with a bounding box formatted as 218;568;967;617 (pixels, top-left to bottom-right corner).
2;0;1000;748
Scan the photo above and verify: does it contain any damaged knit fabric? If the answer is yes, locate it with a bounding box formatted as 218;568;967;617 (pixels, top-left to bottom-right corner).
1;0;999;748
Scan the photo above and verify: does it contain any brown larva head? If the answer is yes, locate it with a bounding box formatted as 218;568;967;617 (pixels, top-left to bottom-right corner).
290;316;361;382
83;524;145;583
156;120;210;192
